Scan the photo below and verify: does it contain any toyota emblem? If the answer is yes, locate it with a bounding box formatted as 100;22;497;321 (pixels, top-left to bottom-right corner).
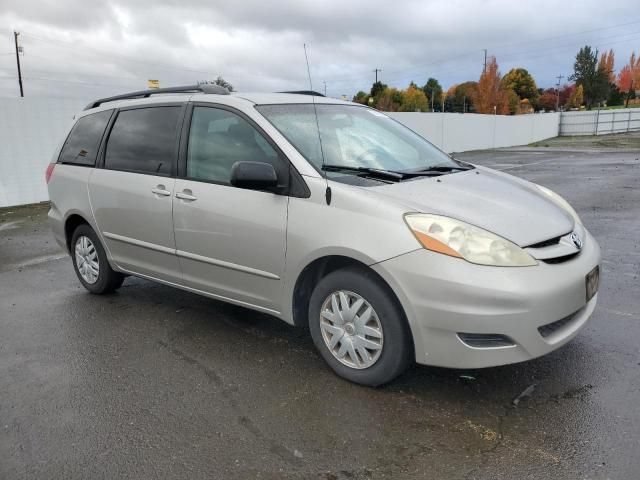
571;232;583;249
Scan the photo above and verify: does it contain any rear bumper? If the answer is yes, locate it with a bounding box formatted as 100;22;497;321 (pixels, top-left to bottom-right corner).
372;230;601;368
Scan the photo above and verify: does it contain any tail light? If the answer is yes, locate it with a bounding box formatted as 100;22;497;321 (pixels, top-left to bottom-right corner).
45;163;56;184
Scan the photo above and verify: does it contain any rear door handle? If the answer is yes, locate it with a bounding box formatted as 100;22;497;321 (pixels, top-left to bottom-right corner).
151;186;171;196
175;191;197;201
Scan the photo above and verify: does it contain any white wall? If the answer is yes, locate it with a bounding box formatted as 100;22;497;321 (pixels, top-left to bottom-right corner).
0;98;83;208
387;111;560;153
0;98;560;208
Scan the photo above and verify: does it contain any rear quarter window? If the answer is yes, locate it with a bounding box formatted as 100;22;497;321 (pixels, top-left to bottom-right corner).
58;110;113;166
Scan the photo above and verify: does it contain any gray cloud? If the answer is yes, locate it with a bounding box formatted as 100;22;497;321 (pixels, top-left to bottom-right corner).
0;0;638;102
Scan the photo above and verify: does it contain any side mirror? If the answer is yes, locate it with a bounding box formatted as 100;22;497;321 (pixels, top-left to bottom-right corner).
230;161;279;191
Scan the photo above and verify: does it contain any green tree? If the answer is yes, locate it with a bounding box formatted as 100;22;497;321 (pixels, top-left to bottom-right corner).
352;91;370;105
501;68;539;105
607;84;625;106
370;81;387;98
214;76;234;92
422;78;443;111
399;85;429;111
446;81;477;112
570;46;609;108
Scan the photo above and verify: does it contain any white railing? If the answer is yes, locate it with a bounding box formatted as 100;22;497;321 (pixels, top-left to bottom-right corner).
559;108;640;136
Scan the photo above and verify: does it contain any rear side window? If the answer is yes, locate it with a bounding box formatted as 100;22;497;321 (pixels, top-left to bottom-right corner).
104;106;181;176
58;110;112;166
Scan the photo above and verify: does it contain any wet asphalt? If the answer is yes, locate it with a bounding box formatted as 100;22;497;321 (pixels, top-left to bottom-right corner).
1;146;639;479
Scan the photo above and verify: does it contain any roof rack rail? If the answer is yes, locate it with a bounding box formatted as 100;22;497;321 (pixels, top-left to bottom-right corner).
278;90;325;97
84;84;230;110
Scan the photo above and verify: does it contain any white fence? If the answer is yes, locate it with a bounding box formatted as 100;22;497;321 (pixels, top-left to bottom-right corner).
387;112;559;153
0;98;84;208
559;107;640;136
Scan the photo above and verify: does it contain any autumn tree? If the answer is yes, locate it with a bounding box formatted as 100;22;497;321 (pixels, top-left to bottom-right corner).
566;84;584;109
501;68;539;106
559;84;575;106
570;46;609;108
617;52;639;106
471;57;510;114
538;89;558;111
422;78;443;111
617;65;633;92
399;85;429;112
375;87;403;111
598;49;616;83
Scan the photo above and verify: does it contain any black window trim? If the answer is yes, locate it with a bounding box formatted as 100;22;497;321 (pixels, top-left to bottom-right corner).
178;101;310;198
97;102;187;178
57;109;115;168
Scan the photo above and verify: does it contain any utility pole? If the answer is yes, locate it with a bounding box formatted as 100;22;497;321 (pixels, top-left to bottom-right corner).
373;68;382;84
555;74;564;111
431;88;434;112
14;31;24;97
323;81;327;96
483;49;487;73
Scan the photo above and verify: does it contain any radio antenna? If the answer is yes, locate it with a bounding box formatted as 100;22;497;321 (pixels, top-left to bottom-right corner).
303;43;331;205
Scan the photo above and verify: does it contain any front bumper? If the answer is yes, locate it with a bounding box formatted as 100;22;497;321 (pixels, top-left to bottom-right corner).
372;230;601;368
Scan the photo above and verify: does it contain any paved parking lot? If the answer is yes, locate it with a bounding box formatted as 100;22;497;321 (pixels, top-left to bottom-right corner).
1;145;639;479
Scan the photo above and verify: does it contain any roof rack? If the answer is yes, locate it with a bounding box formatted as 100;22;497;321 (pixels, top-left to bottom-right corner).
278;90;325;97
84;84;230;110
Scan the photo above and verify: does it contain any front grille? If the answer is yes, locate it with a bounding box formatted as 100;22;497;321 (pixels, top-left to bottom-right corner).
538;309;582;338
457;333;516;348
526;235;564;249
542;252;579;264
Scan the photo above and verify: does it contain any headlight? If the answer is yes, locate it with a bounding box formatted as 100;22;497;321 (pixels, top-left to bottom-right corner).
404;214;537;267
536;185;582;226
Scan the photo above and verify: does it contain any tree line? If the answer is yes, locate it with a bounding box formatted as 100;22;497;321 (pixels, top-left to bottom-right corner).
352;46;640;114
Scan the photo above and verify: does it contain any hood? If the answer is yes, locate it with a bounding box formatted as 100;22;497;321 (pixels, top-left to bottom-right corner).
370;166;574;247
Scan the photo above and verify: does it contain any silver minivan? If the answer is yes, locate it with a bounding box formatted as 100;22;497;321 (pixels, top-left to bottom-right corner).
47;85;601;386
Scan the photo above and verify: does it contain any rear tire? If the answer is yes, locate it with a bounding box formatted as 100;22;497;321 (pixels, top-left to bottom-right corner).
71;224;124;294
308;266;412;386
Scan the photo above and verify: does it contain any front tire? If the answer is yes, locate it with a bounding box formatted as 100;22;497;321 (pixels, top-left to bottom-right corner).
71;224;124;294
308;266;413;386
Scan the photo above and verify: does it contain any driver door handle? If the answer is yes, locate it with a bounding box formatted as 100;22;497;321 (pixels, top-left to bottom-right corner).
176;191;197;201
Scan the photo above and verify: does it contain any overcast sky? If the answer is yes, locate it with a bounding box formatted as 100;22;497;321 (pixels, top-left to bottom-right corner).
0;0;638;103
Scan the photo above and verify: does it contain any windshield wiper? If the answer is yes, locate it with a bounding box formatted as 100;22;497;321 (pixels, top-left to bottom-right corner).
321;164;407;180
412;164;473;173
321;163;468;181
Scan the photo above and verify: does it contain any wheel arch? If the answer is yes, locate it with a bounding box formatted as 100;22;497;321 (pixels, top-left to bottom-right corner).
64;213;92;253
291;255;415;356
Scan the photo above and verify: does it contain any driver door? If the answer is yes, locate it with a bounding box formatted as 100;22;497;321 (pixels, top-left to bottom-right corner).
172;104;290;313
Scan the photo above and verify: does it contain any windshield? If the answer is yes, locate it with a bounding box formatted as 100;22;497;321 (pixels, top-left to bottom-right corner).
255;104;460;176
